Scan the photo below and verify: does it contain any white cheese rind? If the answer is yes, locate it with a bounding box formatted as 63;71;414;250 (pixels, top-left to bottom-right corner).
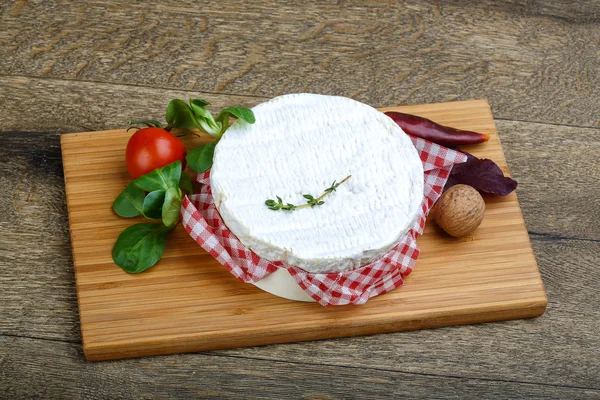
210;94;424;273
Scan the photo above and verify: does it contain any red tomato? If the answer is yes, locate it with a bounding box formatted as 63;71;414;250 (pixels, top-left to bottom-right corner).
126;127;187;178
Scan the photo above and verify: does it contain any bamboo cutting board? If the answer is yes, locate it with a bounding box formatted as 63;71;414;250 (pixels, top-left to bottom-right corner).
61;99;547;361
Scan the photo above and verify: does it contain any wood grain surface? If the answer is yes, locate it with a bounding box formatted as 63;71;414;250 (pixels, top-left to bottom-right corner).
2;0;599;398
1;1;599;128
4;336;600;400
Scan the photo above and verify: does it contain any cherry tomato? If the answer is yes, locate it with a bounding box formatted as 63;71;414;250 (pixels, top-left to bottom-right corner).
126;127;187;178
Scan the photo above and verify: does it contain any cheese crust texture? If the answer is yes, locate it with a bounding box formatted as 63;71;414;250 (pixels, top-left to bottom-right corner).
210;94;424;273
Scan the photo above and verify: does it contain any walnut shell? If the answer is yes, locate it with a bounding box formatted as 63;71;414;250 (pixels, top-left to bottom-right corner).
432;184;485;237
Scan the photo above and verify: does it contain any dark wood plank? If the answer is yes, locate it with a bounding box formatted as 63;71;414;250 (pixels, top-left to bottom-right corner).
0;76;260;133
0;131;81;342
1;1;599;127
2;336;599;399
498;120;600;241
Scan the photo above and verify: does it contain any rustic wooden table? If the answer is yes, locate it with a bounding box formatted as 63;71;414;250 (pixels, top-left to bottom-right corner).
1;1;599;399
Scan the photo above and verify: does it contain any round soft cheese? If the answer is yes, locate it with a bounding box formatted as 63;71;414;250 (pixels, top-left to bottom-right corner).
210;93;424;273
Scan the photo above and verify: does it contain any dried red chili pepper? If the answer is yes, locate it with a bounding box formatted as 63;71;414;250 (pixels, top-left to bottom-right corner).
384;111;490;146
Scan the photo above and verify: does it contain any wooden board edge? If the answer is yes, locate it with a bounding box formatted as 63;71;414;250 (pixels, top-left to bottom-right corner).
59;134;89;352
83;297;547;361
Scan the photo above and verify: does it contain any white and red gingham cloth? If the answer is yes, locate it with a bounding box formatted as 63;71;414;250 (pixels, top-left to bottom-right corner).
181;136;467;306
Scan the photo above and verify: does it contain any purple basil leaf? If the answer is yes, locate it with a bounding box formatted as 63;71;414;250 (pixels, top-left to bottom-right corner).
444;151;518;195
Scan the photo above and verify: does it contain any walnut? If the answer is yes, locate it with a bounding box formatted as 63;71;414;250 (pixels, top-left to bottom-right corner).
432;184;485;237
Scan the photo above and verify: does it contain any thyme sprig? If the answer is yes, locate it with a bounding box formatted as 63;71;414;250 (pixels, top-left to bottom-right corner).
265;175;351;212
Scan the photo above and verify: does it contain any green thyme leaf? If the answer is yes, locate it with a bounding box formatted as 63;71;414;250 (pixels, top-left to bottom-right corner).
265;175;351;212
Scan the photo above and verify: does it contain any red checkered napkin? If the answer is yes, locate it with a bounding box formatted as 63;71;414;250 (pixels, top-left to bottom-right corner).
181;136;467;306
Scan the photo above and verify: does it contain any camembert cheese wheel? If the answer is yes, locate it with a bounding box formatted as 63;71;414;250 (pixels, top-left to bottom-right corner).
210;94;424;273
